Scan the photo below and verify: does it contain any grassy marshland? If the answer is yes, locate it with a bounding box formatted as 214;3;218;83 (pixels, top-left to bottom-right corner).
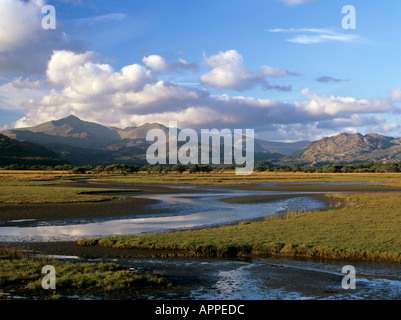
0;171;142;204
0;247;169;299
78;192;401;262
2;171;401;262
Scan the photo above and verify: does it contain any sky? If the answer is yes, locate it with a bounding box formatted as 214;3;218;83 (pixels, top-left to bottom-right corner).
1;0;401;142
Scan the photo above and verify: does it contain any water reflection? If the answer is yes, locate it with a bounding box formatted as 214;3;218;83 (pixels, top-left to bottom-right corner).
0;187;327;242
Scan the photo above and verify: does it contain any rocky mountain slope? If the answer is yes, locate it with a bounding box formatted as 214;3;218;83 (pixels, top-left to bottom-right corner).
281;132;401;166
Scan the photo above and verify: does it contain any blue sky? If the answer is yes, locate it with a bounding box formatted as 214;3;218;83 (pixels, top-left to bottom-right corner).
0;0;401;142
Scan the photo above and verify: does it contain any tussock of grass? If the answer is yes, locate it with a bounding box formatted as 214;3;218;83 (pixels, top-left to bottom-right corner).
79;192;401;262
0;247;169;299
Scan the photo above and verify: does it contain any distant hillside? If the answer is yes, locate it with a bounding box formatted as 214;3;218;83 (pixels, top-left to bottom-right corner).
6;116;401;168
0;133;66;166
254;139;309;155
117;123;169;140
1;115;294;165
281;132;401;166
2;115;122;149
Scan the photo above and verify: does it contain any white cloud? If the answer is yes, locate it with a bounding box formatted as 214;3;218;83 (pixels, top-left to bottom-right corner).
369;122;399;134
257;123;326;142
7;49;399;142
0;0;44;52
200;50;294;91
14;50;205;127
142;55;169;72
269;28;365;45
111;81;206;114
296;89;394;117
71;13;127;25
316;115;384;129
0;0;84;75
389;88;401;102
142;54;198;73
12;77;44;89
47;50;152;94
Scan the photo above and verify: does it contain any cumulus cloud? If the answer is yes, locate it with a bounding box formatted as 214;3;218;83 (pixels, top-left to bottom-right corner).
47;50;152;94
142;55;198;73
0;0;44;53
200;50;295;91
296;88;394;117
14;50;205;127
142;55;169;72
0;0;85;75
7;48;399;142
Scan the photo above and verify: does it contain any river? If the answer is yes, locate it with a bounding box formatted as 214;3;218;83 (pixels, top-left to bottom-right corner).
1;182;401;300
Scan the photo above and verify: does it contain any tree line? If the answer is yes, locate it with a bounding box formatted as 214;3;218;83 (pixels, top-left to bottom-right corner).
2;161;401;174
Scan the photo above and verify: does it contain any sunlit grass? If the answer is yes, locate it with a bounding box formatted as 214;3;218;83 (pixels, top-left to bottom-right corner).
0;185;130;204
0;247;169;299
79;192;401;262
88;171;401;187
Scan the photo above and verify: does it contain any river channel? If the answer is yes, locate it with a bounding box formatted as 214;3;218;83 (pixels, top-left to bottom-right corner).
1;182;401;300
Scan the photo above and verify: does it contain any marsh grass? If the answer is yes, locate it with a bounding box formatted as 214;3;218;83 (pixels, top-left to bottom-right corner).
0;186;125;204
0;246;169;299
87;171;401;187
1;171;401;204
79;192;401;262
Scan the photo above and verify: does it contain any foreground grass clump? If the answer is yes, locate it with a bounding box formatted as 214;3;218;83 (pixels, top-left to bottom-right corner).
79;192;401;262
0;247;169;299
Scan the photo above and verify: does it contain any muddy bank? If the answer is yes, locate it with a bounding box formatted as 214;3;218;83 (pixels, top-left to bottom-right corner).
0;197;164;221
0;182;212;222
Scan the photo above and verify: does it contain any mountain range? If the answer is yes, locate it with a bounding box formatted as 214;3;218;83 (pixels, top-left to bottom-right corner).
2;115;401;167
1;115;301;166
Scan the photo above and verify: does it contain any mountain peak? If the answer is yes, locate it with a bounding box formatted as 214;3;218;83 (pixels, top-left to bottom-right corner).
64;114;80;121
53;114;84;126
282;131;400;166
